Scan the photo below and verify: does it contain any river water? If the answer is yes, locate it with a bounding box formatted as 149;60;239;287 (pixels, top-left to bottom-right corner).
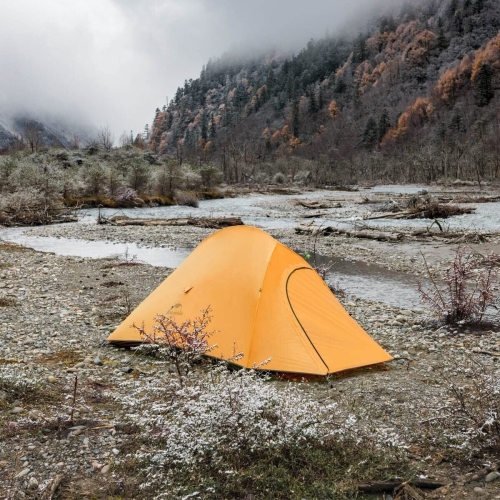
2;185;498;310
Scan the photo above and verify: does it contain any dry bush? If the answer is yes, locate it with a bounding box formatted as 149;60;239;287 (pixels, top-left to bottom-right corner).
132;307;215;382
423;360;500;456
0;187;74;226
175;192;199;207
405;195;474;219
418;247;498;325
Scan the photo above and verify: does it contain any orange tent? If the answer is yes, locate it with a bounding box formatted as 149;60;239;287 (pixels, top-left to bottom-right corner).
107;226;392;375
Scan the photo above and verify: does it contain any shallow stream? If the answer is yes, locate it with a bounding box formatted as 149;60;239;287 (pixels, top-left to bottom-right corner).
2;185;498;310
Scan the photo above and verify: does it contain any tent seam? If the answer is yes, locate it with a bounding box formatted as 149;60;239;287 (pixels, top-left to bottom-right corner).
246;242;278;366
285;267;330;373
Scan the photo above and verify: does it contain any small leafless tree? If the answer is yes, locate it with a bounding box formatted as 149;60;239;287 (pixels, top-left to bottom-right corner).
97;125;114;151
22;120;44;153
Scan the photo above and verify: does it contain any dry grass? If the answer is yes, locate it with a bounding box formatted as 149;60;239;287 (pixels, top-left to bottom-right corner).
0;297;16;307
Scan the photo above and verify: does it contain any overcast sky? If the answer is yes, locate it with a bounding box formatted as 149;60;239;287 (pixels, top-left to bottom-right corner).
0;0;400;138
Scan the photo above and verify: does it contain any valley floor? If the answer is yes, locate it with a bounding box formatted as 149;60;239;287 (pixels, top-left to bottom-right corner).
1;184;500;499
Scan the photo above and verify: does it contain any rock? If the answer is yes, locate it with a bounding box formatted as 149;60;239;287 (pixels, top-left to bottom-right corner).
473;487;489;496
0;391;7;400
120;366;133;374
16;468;30;478
94;356;103;366
10;407;25;414
485;471;500;483
112;448;120;455
101;464;110;474
28;477;39;489
47;375;56;383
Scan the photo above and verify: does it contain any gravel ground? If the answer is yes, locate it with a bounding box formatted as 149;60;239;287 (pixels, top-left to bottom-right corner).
1;187;500;498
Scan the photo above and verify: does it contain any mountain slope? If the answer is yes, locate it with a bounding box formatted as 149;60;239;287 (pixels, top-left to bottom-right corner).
150;0;500;184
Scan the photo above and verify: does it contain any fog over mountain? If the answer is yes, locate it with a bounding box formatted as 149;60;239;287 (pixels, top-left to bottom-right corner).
0;0;400;139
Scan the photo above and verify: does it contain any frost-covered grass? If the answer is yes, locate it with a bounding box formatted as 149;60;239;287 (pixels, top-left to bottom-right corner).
117;365;408;499
423;360;500;455
0;364;42;400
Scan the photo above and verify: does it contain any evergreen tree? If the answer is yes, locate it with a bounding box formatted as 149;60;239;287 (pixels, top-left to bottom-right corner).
334;77;346;94
353;34;367;63
378;109;391;143
309;90;319;114
200;111;208;140
473;0;484;14
448;107;463;132
291;98;299;138
474;64;494;107
209;115;216;139
362;117;378;148
437;28;449;51
447;0;458;18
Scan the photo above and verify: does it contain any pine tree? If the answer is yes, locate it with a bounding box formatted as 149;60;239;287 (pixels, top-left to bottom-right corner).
447;0;458;18
378;109;391;143
448;107;463;132
362;117;378;148
437;28;449;51
200;111;208;140
474;64;494;107
473;0;484;14
209;115;216;139
334;78;346;94
291;98;299;138
309;91;319;114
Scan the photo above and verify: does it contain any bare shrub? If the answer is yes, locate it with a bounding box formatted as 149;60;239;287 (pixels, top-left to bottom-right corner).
175;192;199;207
0;187;74;226
273;172;286;184
418;247;498;325
112;186;143;207
423;360;500;455
132;307;216;382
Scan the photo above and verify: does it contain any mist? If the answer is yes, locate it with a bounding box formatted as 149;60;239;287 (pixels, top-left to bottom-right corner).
0;0;404;140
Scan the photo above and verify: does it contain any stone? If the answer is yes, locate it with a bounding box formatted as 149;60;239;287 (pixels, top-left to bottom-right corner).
485;471;500;483
10;407;25;414
28;477;39;489
120;366;133;374
101;464;110;474
47;375;56;383
0;391;7;400
16;468;30;478
94;357;103;366
473;487;489;496
112;448;120;455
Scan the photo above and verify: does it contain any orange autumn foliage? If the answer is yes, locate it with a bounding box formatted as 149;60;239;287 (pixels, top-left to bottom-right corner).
435;54;473;103
472;32;500;81
271;130;282;144
328;100;340;119
382;97;434;146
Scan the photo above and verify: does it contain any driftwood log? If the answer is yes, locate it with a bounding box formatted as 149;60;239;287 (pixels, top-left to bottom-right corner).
295;225;402;242
108;216;243;229
296;200;342;209
358;479;449;493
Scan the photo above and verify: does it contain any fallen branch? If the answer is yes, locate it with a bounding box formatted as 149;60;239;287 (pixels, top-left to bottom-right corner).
295;225;403;242
40;474;64;500
358;479;449;493
109;216;243;229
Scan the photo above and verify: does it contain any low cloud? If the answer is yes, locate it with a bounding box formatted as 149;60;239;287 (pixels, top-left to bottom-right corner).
1;0;402;139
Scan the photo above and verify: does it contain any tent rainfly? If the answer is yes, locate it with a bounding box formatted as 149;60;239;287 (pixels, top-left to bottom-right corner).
107;226;392;375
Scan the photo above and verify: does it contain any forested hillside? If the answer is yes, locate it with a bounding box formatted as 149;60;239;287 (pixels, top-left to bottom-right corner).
150;0;500;185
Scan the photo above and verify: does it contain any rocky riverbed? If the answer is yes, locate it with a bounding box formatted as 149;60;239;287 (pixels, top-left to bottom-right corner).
1;185;500;498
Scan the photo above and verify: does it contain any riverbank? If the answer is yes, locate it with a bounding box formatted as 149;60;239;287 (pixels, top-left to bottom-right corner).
1;185;500;498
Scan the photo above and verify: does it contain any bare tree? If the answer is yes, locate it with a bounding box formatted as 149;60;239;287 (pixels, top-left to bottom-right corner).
22;120;44;153
119;130;132;147
97;125;114;151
